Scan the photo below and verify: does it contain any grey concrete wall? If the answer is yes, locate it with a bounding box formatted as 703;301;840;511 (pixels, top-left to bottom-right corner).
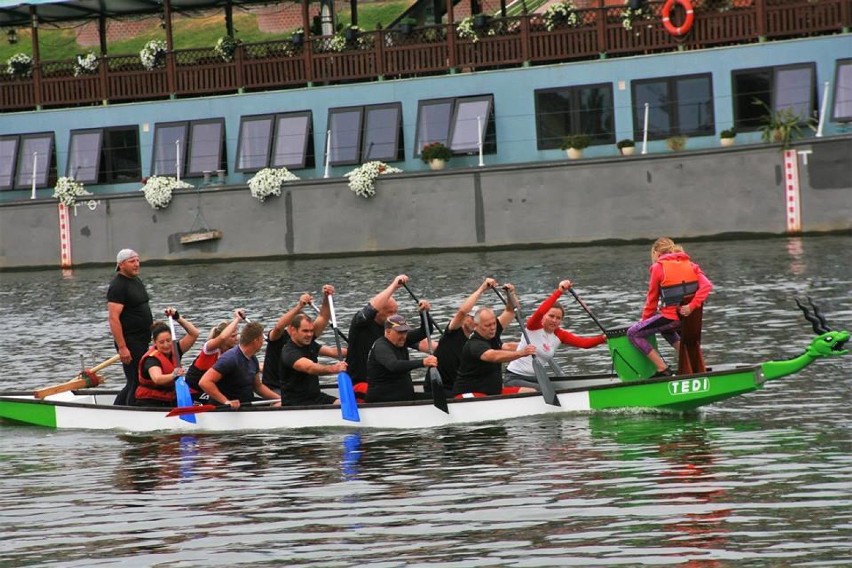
1;137;849;270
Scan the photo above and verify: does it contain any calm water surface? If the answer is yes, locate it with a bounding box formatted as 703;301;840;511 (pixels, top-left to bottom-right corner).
1;235;850;567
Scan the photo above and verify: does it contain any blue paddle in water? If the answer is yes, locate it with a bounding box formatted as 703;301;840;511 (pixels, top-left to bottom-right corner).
327;295;360;422
167;314;196;424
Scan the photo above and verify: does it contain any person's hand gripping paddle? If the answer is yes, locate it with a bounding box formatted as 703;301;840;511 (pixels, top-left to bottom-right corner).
167;313;195;423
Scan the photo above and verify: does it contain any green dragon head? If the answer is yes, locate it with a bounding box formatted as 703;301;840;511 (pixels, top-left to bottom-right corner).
797;297;849;358
806;330;850;358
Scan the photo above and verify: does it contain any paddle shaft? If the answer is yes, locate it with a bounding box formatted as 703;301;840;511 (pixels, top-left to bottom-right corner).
400;282;442;336
33;354;121;399
309;301;349;343
568;289;607;333
166;398;280;417
326;294;361;422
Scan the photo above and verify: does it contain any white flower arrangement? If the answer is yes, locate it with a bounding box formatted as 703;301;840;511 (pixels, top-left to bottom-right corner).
52;177;92;207
457;16;479;43
141;176;193;209
543;1;581;31
74;52;99;77
140;40;167;70
327;33;347;53
214;36;240;62
6;53;32;77
247;167;300;201
621;0;653;31
345;161;402;198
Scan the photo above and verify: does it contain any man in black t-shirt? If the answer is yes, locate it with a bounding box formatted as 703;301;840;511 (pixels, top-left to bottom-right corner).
453;307;536;397
107;249;153;406
280;313;347;406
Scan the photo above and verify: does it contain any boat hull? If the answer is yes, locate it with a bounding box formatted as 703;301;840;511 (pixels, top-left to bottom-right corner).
0;365;767;432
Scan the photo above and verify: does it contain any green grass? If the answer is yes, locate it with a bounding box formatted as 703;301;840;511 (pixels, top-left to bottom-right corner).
0;2;412;63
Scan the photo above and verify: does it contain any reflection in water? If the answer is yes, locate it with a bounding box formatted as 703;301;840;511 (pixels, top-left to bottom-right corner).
786;237;806;276
342;432;361;478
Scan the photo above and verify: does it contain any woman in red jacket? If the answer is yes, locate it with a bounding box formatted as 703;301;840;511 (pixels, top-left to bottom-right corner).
627;237;712;377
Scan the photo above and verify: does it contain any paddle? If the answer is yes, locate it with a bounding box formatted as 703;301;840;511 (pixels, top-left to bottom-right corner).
567;288;608;334
33;354;120;399
400;282;443;337
308;301;349;344
167;314;196;424
166;398;280;417
493;287;560;407
327;294;360;422
420;310;449;413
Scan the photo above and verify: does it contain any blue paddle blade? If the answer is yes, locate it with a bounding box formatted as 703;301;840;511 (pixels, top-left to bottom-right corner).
337;371;360;422
175;375;196;424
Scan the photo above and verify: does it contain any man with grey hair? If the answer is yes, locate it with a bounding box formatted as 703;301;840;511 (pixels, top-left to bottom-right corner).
107;248;153;405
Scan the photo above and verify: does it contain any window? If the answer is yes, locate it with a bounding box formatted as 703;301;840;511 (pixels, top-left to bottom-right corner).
67;126;141;184
415;95;495;157
831;59;852;122
0;133;55;191
326;103;402;166
534;84;614;149
236;112;315;172
152;119;226;177
632;74;714;140
732;63;816;131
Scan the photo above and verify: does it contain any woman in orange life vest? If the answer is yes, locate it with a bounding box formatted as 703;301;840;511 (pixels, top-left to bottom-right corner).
627;237;713;377
134;308;200;406
185;309;245;398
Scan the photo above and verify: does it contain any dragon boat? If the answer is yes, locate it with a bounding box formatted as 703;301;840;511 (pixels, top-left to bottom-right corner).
0;302;846;433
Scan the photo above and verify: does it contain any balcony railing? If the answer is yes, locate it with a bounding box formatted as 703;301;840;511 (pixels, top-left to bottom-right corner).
1;0;849;112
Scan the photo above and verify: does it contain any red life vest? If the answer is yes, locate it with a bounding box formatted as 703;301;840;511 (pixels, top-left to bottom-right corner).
659;257;699;306
135;347;177;403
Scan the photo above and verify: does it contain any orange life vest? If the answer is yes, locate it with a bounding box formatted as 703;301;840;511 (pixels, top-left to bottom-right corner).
135;347;177;403
659;257;699;306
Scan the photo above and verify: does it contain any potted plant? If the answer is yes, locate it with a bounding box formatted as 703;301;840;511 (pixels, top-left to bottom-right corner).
561;134;590;159
140;39;167;70
666;135;687;152
616;138;636;156
719;128;736;147
543;1;581;31
247;167;300;201
345;161;403;198
457;16;480;42
473;13;491;29
343;25;361;42
52;176;92;207
755;100;814;149
214;36;240;62
74;52;99;77
5;53;32;77
621;0;653;31
420;141;452;170
140;175;194;209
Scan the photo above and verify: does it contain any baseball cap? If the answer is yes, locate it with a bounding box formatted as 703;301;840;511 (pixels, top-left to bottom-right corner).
115;248;139;271
385;314;411;332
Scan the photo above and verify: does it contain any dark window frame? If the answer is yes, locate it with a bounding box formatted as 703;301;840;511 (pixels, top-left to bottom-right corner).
361;103;403;163
831;58;852;123
731;62;817;132
15;132;55;190
0;135;20;191
631;73;715;140
66;128;104;184
151;121;188;177
415;95;497;158
326;103;403;166
414;97;455;156
533;83;615;150
186;118;226;177
327;106;364;166
272;110;314;170
235;114;274;173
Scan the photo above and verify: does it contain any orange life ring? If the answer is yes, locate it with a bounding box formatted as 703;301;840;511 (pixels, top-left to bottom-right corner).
661;0;695;37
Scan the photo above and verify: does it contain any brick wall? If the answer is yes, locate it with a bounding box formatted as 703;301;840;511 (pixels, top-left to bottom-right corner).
76;17;159;48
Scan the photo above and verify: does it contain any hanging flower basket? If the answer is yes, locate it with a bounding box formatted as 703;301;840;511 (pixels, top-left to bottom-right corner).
457;16;480;43
621;0;653;31
543;1;581;31
214;36;240;62
6;53;32;77
345;161;403;198
247;167;300;201
74;52;99;77
140;40;167;70
52;177;92;207
141;176;193;209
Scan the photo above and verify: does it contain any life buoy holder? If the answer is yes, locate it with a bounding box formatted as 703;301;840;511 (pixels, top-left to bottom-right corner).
661;0;695;37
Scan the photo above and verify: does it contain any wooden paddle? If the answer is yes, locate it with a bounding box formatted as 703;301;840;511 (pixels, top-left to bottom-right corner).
327;294;360;422
494;287;560;407
166;398;280;417
420;310;449;413
33;354;120;399
167;315;196;424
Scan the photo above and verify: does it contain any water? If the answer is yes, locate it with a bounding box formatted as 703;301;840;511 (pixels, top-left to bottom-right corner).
1;235;850;566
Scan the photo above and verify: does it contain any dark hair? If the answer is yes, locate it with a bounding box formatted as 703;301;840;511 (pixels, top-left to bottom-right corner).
151;321;170;342
240;322;264;346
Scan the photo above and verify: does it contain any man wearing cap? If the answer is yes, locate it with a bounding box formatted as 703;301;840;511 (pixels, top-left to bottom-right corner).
108;248;153;405
432;278;517;394
365;314;437;403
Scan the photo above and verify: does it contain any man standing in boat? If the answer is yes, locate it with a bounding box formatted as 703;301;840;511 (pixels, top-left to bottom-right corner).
453;294;538;398
279;312;348;407
198;322;281;408
107;248;153;406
